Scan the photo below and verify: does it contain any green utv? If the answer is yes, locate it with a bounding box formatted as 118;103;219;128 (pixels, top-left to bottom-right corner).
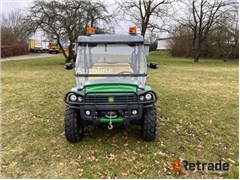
64;27;158;142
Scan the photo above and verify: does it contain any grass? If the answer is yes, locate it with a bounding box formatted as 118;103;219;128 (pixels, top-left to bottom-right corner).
0;51;239;178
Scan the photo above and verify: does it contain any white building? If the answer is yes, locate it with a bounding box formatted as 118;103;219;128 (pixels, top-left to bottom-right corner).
156;38;172;50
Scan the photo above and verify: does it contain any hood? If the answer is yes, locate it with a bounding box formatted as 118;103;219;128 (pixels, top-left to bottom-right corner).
85;84;137;93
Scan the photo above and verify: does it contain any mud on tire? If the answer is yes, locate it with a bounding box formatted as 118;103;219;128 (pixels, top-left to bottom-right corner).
141;106;157;141
64;106;84;142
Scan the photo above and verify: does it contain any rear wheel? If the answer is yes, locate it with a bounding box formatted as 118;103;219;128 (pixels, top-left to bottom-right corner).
141;106;157;141
64;106;84;142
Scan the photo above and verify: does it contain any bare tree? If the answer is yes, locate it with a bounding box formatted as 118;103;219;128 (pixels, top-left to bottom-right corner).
1;10;30;45
23;0;113;62
116;0;173;37
175;0;238;62
168;24;193;57
216;4;239;62
1;27;18;46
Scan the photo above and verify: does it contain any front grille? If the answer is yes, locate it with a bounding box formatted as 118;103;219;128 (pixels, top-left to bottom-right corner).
85;92;137;104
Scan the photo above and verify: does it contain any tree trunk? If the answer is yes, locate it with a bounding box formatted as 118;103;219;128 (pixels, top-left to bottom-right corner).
73;54;77;62
68;42;74;62
193;49;200;63
223;53;229;62
194;55;200;63
65;56;72;63
64;41;75;63
57;38;68;62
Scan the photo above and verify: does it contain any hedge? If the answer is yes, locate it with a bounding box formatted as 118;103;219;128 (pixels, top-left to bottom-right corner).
1;44;28;58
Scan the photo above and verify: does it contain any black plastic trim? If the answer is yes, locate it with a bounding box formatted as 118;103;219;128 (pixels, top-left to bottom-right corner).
64;90;157;105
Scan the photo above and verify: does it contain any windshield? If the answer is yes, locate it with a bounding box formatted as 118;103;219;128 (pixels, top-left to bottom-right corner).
75;43;147;89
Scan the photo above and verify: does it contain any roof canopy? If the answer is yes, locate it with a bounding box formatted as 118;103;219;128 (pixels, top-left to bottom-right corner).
77;34;144;44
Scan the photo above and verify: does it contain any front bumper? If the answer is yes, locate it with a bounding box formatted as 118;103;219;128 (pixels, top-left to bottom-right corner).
64;90;157;126
69;103;143;126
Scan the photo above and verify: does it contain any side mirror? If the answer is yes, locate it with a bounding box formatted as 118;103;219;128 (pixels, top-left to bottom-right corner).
149;62;158;69
65;63;74;70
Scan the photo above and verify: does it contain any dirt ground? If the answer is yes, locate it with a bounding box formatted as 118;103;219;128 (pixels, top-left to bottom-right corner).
1;52;62;62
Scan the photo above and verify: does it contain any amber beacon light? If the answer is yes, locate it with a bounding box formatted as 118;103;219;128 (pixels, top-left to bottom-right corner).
87;27;95;34
129;26;137;34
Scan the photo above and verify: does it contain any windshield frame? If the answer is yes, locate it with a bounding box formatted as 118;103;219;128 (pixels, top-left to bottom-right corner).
75;43;147;89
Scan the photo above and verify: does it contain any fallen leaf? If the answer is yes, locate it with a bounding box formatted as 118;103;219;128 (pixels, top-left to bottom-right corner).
69;161;80;166
122;170;129;176
88;156;96;162
227;158;235;164
106;153;115;160
1;161;10;168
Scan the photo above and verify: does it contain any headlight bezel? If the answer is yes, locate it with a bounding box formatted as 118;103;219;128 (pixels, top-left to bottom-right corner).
138;91;157;102
68;93;83;102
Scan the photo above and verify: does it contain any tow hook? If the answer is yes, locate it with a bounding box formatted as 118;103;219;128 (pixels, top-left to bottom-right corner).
108;121;113;130
108;113;113;130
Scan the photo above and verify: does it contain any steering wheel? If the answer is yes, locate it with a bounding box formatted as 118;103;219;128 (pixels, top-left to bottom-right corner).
117;71;133;79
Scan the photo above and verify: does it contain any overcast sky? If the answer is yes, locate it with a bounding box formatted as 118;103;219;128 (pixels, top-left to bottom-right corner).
0;0;167;39
0;0;132;34
0;0;118;15
1;0;31;15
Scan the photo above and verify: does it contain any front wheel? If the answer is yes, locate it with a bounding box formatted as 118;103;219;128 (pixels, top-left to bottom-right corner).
64;106;84;142
141;106;157;141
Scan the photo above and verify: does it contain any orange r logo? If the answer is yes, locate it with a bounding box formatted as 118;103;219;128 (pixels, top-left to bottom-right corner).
172;160;182;172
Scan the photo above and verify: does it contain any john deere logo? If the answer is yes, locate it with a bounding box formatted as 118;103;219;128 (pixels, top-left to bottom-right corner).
108;97;114;102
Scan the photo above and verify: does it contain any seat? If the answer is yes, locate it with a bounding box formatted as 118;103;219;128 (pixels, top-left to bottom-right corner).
88;62;133;80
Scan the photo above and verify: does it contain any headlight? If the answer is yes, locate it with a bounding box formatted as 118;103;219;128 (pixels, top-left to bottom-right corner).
70;94;77;101
78;96;83;102
145;93;152;100
139;95;144;101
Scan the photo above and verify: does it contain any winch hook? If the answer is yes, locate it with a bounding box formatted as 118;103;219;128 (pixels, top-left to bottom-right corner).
108;121;113;130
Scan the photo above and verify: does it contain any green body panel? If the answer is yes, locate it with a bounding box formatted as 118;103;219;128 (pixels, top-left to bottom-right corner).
100;118;123;124
70;81;152;93
85;84;137;93
71;82;138;93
